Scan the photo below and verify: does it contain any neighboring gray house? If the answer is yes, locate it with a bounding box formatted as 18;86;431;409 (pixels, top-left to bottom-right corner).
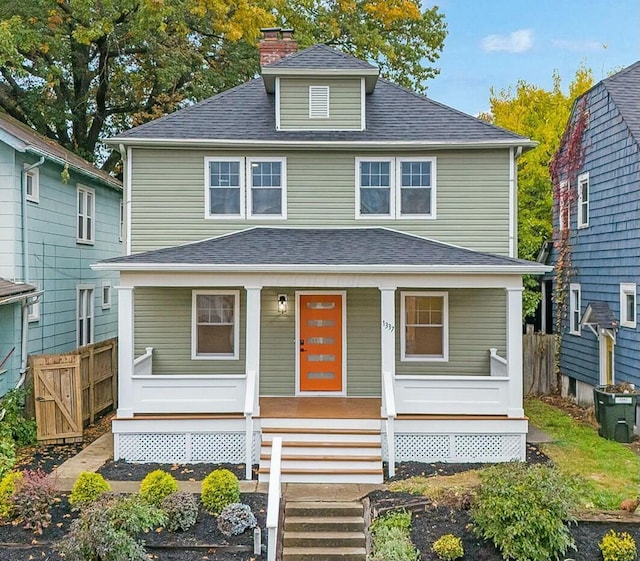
0;113;122;397
551;62;640;405
96;30;548;483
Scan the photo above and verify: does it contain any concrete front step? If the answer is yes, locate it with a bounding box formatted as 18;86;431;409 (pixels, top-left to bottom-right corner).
284;531;365;548
286;501;364;517
283;546;366;561
285;515;364;533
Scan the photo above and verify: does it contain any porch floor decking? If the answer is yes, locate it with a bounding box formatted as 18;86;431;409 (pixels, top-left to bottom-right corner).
259;397;381;419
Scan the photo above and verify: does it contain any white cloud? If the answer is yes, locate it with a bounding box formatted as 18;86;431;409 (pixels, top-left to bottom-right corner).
481;29;534;53
551;38;604;52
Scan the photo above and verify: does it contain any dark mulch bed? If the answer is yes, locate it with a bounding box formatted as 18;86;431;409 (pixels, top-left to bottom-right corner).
98;461;259;481
0;493;266;561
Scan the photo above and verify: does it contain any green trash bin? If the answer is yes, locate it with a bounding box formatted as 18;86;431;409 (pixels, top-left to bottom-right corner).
593;387;637;443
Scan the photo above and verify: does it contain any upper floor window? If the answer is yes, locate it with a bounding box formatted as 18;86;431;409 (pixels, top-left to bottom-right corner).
401;291;448;361
558;180;570;232
77;185;95;244
309;86;330;119
620;283;636;328
24;165;40;203
356;157;436;219
577;172;589;228
205;157;286;219
192;290;239;359
569;283;581;335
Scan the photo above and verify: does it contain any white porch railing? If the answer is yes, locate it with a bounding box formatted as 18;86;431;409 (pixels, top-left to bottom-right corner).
382;370;397;478
266;437;283;561
244;369;257;481
489;348;508;377
133;346;154;375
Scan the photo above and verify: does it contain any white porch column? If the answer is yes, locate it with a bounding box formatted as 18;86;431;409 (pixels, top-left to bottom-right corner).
380;287;396;416
507;287;525;417
245;286;262;415
116;286;134;418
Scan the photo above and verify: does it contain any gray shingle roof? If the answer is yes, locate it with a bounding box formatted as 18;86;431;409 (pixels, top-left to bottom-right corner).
99;228;541;270
266;44;376;70
582;301;618;330
111;77;527;143
0;279;36;300
602;61;640;145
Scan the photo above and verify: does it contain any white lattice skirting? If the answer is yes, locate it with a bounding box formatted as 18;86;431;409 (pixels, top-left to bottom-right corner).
382;433;525;463
115;432;259;464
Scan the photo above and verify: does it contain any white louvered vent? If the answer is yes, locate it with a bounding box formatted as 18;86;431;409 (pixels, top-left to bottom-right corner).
309;86;330;118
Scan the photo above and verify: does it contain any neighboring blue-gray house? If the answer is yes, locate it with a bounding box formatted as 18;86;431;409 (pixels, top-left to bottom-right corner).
0;113;123;397
552;62;639;405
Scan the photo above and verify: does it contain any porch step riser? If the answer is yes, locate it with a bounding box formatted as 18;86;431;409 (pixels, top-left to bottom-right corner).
262;441;381;451
260;472;383;484
283;548;366;561
261;432;381;443
284;534;365;548
260;418;381;430
285;517;364;533
261;459;381;470
286;502;364;517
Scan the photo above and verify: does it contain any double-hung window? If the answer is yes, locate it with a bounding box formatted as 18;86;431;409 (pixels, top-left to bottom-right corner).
77;284;94;347
192;290;239;359
24;165;39;203
569;283;581;335
401;291;448;361
620;283;636;328
77;185;95;244
356;157;436;218
577;173;589;228
205;157;286;219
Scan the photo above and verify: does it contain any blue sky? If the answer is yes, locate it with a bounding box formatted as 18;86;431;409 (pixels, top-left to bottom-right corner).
426;0;640;116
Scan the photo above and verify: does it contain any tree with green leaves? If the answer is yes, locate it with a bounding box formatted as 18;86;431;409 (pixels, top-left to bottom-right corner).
0;0;446;172
479;67;593;318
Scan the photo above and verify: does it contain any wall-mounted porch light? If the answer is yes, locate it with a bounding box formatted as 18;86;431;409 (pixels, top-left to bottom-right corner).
278;294;288;315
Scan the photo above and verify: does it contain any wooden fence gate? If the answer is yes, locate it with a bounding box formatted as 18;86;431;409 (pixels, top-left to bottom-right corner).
31;338;117;443
523;330;556;396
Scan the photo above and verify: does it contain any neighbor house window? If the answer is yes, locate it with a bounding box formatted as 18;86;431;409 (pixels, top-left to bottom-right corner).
192;290;239;359
577;173;589;228
620;283;636;328
25;165;39;203
356;157;436;219
77;185;95;244
309;86;330;118
401;291;448;361
27;283;40;322
205;158;244;218
247;158;287;218
119;201;124;242
77;285;94;347
101;281;112;310
558;180;570;231
569;283;581;335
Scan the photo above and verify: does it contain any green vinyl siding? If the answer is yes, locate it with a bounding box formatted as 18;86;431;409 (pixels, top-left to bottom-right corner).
396;288;506;375
134;287;246;375
130;148;511;255
279;78;362;130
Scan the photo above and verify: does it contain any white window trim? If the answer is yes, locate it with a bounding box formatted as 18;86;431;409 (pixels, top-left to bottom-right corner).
247;157;287;220
119;201;124;242
77;184;95;244
558;180;570;231
309;85;330;119
24;165;40;203
191;290;240;360
396;157;437;220
355;157;437;219
569;283;581;335
620;283;636;328
355;157;395;219
76;284;95;348
101;280;112;310
577;172;589;228
204;157;245;219
400;291;449;362
27;283;40;322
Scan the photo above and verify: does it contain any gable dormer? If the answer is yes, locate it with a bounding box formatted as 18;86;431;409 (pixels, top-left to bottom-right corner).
259;30;379;132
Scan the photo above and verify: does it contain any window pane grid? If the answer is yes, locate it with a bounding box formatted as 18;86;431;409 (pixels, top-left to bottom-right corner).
195;293;236;357
404;295;445;359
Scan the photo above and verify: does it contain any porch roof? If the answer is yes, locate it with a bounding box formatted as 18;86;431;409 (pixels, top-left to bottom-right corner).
95;228;550;274
0;279;36;305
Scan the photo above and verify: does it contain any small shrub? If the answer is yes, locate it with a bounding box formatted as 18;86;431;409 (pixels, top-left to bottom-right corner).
217;502;257;536
470;462;578;561
139;470;178;507
161;491;199;532
432;533;464;560
0;387;37;446
370;510;419;561
0;471;22;520
0;435;16;479
201;469;240;514
599;530;637;561
12;469;57;534
56;494;167;561
69;472;111;508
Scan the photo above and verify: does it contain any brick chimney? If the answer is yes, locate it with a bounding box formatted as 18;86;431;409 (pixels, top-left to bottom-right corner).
259;28;298;67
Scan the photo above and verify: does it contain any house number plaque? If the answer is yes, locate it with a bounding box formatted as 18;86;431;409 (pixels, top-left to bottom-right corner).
382;321;395;332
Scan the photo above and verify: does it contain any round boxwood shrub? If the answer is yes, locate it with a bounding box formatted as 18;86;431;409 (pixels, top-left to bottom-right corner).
201;469;240;514
69;472;111;508
599;529;637;561
0;471;22;520
139;470;178;507
161;491;199;532
432;533;464;560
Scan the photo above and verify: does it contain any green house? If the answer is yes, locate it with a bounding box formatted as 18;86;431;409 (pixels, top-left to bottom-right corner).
97;30;548;483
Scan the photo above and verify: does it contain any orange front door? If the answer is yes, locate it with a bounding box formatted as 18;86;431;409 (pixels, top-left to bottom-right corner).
299;294;343;392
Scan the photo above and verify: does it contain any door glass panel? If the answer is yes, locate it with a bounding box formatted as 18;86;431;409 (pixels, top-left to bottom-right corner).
306;302;336;309
307;319;334;327
307;337;335;344
307;354;335;362
307;372;335;379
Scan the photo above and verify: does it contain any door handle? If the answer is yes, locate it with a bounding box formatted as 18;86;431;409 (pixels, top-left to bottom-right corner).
300;339;306;352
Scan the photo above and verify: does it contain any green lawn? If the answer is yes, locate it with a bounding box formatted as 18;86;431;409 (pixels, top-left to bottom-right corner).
525;398;639;509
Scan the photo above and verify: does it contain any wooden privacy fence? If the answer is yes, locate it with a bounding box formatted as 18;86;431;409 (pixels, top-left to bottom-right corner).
523;330;556;396
30;338;117;443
